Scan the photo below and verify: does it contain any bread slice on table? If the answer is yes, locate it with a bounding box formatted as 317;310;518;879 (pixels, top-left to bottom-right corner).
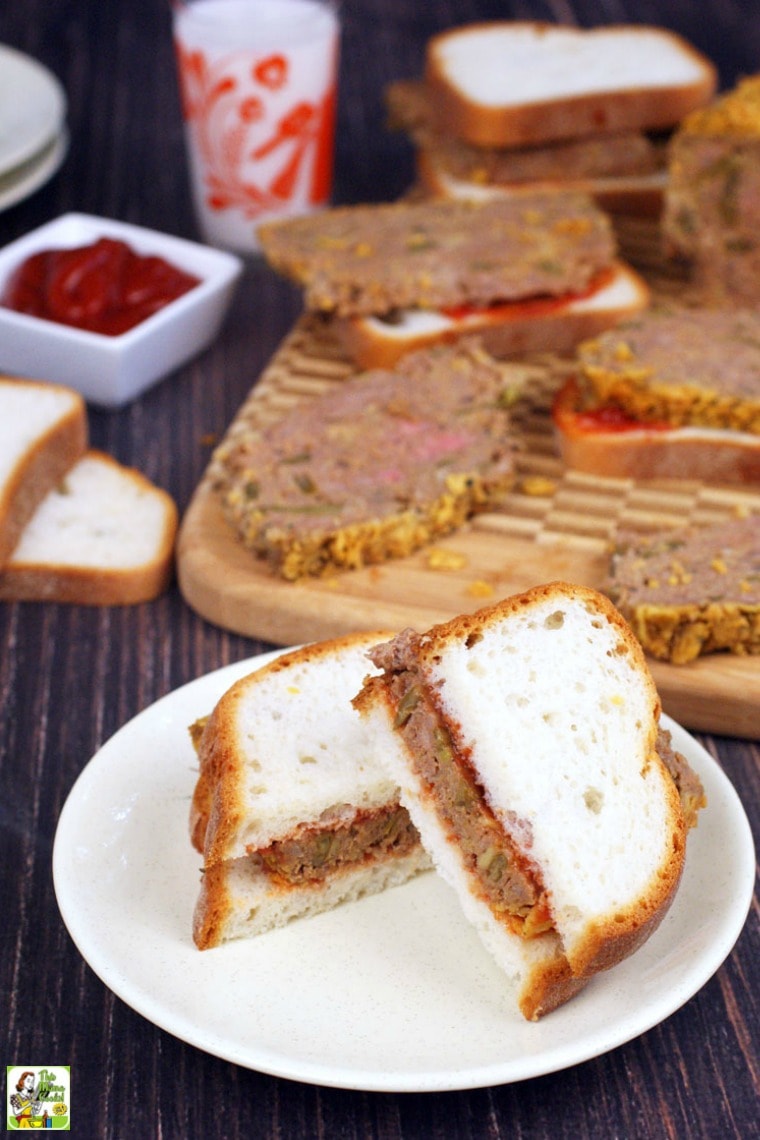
190;631;431;950
604;516;760;664
0;377;87;567
423;22;717;149
354;582;703;1020
0;450;178;605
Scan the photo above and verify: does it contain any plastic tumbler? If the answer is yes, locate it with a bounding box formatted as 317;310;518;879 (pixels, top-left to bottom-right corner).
172;0;340;253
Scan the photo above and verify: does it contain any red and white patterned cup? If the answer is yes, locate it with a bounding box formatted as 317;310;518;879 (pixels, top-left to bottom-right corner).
172;0;340;253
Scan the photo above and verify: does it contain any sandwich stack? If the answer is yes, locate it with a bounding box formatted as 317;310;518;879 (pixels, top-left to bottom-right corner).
387;21;717;218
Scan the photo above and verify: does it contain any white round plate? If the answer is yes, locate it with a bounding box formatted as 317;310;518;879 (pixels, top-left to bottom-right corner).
0;127;68;213
0;44;67;174
52;650;755;1092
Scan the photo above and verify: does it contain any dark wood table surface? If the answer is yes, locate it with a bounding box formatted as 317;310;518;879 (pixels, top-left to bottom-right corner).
1;2;758;1137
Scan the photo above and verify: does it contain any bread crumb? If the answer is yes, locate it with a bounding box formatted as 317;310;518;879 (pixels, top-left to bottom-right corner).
613;341;634;363
426;547;468;571
467;580;494;597
520;475;556;497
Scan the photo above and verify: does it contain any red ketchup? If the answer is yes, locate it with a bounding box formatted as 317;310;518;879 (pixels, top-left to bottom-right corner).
572;405;671;434
1;237;201;335
441;267;616;324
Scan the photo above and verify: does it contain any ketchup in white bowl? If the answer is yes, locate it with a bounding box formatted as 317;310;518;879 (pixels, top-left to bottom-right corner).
1;237;201;335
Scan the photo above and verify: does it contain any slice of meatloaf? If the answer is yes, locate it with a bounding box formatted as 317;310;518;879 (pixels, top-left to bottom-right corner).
663;75;760;304
386;79;662;186
257;192;616;317
213;340;519;580
604;515;760;663
576;307;760;433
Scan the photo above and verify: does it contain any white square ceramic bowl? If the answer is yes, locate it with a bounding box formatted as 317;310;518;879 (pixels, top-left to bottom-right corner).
0;213;243;408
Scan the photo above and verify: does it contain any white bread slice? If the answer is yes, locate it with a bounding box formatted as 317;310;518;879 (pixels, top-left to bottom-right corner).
354;582;687;1018
0;450;178;604
553;377;760;484
336;260;649;369
416;147;667;219
191;631;431;950
0;377;87;568
425;23;717;148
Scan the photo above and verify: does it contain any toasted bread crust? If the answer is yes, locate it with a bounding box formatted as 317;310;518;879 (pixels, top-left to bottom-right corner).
190;630;435;950
564;760;685;977
194;632;396;865
518;947;589;1021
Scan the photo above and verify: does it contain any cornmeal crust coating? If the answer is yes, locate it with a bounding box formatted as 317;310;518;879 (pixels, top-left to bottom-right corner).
576;308;760;433
605;516;760;663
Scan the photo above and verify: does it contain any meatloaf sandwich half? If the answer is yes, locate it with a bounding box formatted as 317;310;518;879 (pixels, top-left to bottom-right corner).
354;582;704;1020
553;307;760;483
190;630;431;950
257;192;648;368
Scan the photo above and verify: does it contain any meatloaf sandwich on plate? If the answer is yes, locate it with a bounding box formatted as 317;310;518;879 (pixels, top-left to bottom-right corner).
354;582;705;1019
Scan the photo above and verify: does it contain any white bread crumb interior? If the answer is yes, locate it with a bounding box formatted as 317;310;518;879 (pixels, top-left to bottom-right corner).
9;451;173;569
434;25;711;108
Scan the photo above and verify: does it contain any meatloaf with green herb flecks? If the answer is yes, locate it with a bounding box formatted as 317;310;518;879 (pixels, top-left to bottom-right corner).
663;75;760;304
604;515;760;663
257;192;616;318
211;341;519;580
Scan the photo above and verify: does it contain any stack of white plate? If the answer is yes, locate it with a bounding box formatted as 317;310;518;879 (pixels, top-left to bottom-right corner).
0;43;68;212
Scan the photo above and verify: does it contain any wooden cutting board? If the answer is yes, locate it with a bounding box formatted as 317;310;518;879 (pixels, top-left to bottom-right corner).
178;221;760;740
